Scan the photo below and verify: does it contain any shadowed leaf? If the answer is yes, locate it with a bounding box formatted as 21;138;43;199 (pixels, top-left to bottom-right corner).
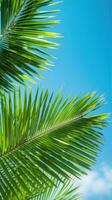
0;0;60;91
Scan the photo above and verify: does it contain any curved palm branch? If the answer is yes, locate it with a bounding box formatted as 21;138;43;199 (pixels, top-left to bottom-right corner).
0;88;108;199
0;0;60;91
27;179;80;200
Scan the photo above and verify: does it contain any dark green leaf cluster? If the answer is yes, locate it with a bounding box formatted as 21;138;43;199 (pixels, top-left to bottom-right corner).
0;0;60;91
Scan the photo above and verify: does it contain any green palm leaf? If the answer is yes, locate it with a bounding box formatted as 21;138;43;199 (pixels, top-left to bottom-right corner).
27;179;80;200
0;87;108;199
0;0;60;91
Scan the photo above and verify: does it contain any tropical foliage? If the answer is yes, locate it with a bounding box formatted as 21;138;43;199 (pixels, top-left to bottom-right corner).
0;88;108;199
30;179;80;200
0;0;60;91
0;1;109;200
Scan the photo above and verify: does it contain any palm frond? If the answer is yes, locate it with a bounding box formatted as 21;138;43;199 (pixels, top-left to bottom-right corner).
0;87;108;199
27;179;80;200
0;0;60;91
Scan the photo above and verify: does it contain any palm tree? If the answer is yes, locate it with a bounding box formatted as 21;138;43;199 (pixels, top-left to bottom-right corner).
0;88;108;199
0;1;108;199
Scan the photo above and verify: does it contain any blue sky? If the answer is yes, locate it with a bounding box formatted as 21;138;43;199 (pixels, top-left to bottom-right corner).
34;0;112;199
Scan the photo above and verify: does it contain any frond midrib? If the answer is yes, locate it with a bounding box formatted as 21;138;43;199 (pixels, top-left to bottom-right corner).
0;114;84;159
1;0;28;37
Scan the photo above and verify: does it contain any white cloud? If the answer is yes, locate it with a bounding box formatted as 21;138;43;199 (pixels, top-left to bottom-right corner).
79;164;112;198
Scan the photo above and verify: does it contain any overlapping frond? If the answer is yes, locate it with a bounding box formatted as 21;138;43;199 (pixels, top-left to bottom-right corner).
28;179;80;200
0;0;60;91
0;88;108;199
